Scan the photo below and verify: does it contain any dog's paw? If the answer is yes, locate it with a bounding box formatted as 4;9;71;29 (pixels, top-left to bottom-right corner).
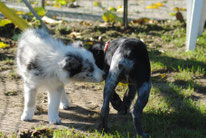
49;116;61;125
59;103;70;110
97;121;108;133
21;112;33;121
21;108;35;121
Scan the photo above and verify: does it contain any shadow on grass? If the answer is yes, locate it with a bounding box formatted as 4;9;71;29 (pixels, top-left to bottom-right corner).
146;48;206;136
144;79;206;137
58;105;136;137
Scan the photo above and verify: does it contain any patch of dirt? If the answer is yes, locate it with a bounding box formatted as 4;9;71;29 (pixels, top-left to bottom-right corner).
0;77;105;135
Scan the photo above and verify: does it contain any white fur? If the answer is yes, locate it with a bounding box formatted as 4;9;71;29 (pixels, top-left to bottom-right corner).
17;28;104;124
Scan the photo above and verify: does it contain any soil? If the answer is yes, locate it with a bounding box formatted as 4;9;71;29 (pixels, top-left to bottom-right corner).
0;21;205;137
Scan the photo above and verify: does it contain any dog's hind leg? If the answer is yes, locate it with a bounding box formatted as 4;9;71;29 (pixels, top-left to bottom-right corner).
131;81;151;138
117;84;137;114
21;82;37;121
59;88;70;110
110;91;124;113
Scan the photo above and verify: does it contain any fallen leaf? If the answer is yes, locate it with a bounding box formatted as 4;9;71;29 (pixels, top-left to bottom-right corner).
117;5;122;9
176;11;184;23
108;6;117;11
69;32;82;39
161;74;166;79
117;6;123;13
16;11;24;15
99;22;108;27
42;16;62;24
173;7;179;11
146;4;159;9
169;12;176;16
0;19;12;27
0;42;9;48
80;21;92;26
130;18;150;25
180;8;187;11
87;42;94;45
53;15;57;19
156;2;163;6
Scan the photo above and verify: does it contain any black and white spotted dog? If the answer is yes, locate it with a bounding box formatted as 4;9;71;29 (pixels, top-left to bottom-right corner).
89;38;152;137
16;28;104;124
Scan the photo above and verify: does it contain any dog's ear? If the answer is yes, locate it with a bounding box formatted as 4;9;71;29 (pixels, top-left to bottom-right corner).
59;54;82;72
89;42;105;70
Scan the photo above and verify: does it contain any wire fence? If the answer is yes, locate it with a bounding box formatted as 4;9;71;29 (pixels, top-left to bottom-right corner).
2;0;187;21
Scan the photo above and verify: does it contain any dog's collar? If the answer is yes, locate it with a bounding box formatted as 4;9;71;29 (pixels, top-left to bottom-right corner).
104;40;110;52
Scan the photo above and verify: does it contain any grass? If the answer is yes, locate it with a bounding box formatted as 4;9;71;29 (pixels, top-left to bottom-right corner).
0;19;206;137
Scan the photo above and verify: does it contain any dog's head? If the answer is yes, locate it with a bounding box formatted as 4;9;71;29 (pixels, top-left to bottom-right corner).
89;42;105;70
59;50;104;83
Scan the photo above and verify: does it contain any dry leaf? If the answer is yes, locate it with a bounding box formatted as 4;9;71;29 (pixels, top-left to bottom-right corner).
0;19;11;27
130;18;150;25
156;2;163;6
69;32;82;39
176;11;184;23
173;7;179;11
146;4;159;9
170;12;176;16
0;42;9;48
42;16;62;24
87;42;94;45
80;21;92;26
16;11;24;15
161;74;166;79
117;6;123;13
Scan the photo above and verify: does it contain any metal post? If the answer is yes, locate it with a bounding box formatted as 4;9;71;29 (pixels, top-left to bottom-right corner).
22;0;48;30
123;0;128;29
39;0;45;9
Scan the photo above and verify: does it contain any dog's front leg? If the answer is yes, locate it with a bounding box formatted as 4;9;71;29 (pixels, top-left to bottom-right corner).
100;73;118;132
47;86;63;124
21;82;37;121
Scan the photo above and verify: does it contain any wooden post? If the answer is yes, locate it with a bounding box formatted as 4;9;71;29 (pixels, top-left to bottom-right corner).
123;0;128;29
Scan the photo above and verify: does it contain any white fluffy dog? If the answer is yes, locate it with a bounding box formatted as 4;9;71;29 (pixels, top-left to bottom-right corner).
16;28;104;124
